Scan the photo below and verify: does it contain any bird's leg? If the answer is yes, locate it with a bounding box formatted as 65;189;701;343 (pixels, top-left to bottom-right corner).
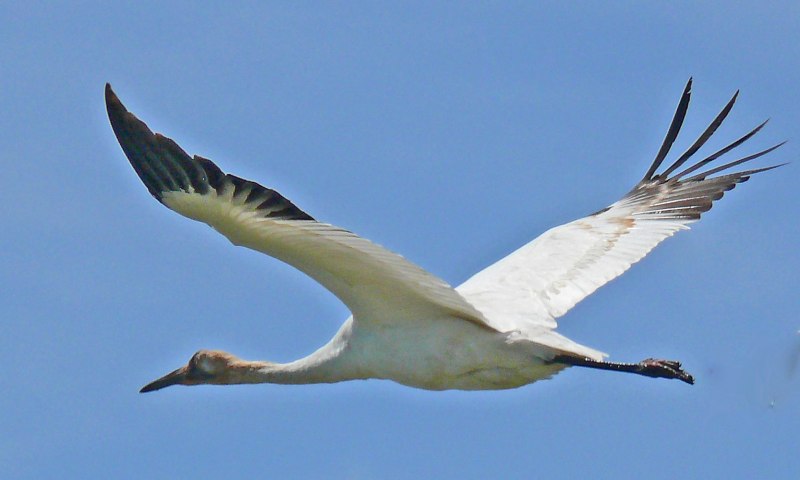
552;354;695;385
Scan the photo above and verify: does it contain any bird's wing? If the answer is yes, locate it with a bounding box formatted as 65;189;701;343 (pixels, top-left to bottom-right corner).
105;85;494;331
457;79;783;337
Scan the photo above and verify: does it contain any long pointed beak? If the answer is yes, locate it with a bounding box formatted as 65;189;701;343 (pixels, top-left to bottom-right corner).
140;366;189;393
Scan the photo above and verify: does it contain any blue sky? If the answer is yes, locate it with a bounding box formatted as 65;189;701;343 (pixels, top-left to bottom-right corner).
2;2;799;479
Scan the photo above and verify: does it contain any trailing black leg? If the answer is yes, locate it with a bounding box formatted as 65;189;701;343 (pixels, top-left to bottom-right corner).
553;355;695;385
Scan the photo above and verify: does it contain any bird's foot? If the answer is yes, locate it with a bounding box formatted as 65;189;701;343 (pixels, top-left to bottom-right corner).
637;358;695;385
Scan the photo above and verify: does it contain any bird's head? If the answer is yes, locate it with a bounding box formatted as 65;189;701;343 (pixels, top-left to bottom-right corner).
140;350;242;393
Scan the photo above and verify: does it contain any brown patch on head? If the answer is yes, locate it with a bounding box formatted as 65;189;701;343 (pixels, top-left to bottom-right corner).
190;350;241;378
140;350;242;393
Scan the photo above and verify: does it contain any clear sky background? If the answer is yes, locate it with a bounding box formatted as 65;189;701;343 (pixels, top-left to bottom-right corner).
2;2;799;479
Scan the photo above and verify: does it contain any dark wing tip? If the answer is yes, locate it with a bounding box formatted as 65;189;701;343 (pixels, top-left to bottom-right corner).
658;88;741;179
681;141;786;182
642;79;694;180
106;86;316;222
640;80;783;188
105;85;177;201
609;82;783;221
104;84;125;130
105;83;124;115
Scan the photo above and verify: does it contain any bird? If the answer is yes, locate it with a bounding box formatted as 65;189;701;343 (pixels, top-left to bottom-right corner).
105;79;783;394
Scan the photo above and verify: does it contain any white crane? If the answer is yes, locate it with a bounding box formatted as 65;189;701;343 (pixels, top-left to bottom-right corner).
105;80;783;393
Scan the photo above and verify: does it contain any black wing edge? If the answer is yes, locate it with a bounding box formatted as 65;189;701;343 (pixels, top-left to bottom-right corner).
105;83;313;221
593;80;786;219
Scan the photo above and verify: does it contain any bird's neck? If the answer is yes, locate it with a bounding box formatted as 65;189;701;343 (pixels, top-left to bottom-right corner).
224;357;349;385
222;322;363;385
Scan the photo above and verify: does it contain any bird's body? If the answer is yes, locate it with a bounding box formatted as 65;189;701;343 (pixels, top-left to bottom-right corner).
105;80;782;393
317;317;566;390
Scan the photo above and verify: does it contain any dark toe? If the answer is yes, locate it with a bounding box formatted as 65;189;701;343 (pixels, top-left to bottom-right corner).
639;359;695;385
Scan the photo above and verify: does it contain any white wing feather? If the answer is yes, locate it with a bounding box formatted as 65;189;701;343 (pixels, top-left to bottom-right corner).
459;80;781;341
164;188;492;328
457;194;691;332
106;85;493;331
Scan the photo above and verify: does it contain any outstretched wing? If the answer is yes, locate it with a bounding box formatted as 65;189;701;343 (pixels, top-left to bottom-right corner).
457;79;783;336
105;84;493;331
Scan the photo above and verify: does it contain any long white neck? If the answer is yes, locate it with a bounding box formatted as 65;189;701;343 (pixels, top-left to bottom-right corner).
223;320;363;385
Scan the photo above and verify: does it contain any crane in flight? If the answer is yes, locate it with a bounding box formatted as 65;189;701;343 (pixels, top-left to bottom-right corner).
105;80;783;393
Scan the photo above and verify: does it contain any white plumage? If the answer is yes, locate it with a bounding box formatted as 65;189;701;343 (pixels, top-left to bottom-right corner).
105;80;782;393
